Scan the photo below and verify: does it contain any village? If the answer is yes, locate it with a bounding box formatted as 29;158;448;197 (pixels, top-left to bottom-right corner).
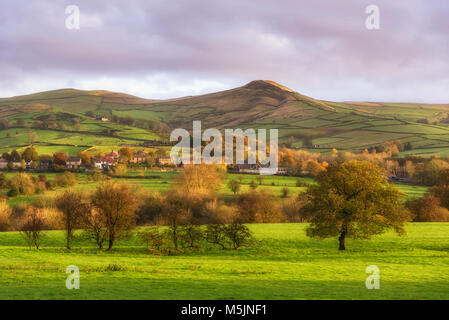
0;146;291;175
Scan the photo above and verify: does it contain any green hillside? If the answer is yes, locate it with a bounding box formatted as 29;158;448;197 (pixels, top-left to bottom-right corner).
1;81;449;156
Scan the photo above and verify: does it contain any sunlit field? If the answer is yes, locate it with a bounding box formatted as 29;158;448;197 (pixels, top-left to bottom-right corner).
0;223;448;300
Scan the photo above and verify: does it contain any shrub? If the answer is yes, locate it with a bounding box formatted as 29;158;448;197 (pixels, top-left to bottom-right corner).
296;179;307;187
224;223;252;250
227;179;241;195
139;227;169;254
208;205;239;224
249;180;258;190
39;208;63;230
179;224;203;250
205;224;229;249
405;195;449;222
281;187;290;198
204;223;253;250
0;201;12;231
0;173;8;189
10;172;35;195
55;172;77;187
282;197;307;222
136;192;164;225
238;190;281;223
7;186;19;197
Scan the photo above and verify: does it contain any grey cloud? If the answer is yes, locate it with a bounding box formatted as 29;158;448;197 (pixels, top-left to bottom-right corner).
0;0;448;102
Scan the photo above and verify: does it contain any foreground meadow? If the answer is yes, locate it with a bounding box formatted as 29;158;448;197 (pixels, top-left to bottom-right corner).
0;223;448;300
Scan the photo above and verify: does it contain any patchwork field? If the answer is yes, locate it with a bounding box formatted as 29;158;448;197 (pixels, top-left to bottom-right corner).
0;223;448;299
1;81;449;156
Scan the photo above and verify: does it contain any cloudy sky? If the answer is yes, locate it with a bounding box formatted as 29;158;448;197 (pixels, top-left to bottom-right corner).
1;0;448;102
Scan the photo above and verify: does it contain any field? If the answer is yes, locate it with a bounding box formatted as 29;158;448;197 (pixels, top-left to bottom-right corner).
1;171;428;208
0;223;448;299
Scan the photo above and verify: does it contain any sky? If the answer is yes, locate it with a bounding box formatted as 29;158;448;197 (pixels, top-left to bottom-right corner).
1;0;448;103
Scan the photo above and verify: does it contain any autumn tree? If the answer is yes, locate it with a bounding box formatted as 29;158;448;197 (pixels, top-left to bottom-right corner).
0;201;12;231
22;146;39;162
55;190;90;250
162;191;193;251
429;169;449;210
91;181;140;250
174;164;224;196
77;152;91;165
405;194;449;222
53;152;67;166
237;190;281;223
119;147;133;162
10;150;21;161
300;160;410;250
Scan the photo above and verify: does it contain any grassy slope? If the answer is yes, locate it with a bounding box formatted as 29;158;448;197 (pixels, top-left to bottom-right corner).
1;81;449;155
0;223;448;299
0;89;162;155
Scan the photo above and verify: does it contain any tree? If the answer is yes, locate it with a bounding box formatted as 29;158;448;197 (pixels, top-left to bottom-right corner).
300;160;410;250
20;208;46;249
22;146;39;162
405;194;449;222
55;190;89;250
237;190;281;223
228;179;241;195
224;223;252;250
119;147;133;162
53;152;67;166
78;152;91;165
174;164;224;196
10;150;21;161
428;169;449;210
162;191;193;251
91;181;140;250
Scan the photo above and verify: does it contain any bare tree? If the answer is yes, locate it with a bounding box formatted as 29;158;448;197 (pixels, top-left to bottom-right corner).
55;190;89;250
91;181;141;250
20;208;46;249
82;208;109;250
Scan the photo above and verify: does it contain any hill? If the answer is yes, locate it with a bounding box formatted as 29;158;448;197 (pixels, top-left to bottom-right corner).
1;80;449;156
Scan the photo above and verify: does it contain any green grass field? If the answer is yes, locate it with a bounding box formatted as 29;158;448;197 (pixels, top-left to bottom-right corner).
0;223;448;299
2;170;427;208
